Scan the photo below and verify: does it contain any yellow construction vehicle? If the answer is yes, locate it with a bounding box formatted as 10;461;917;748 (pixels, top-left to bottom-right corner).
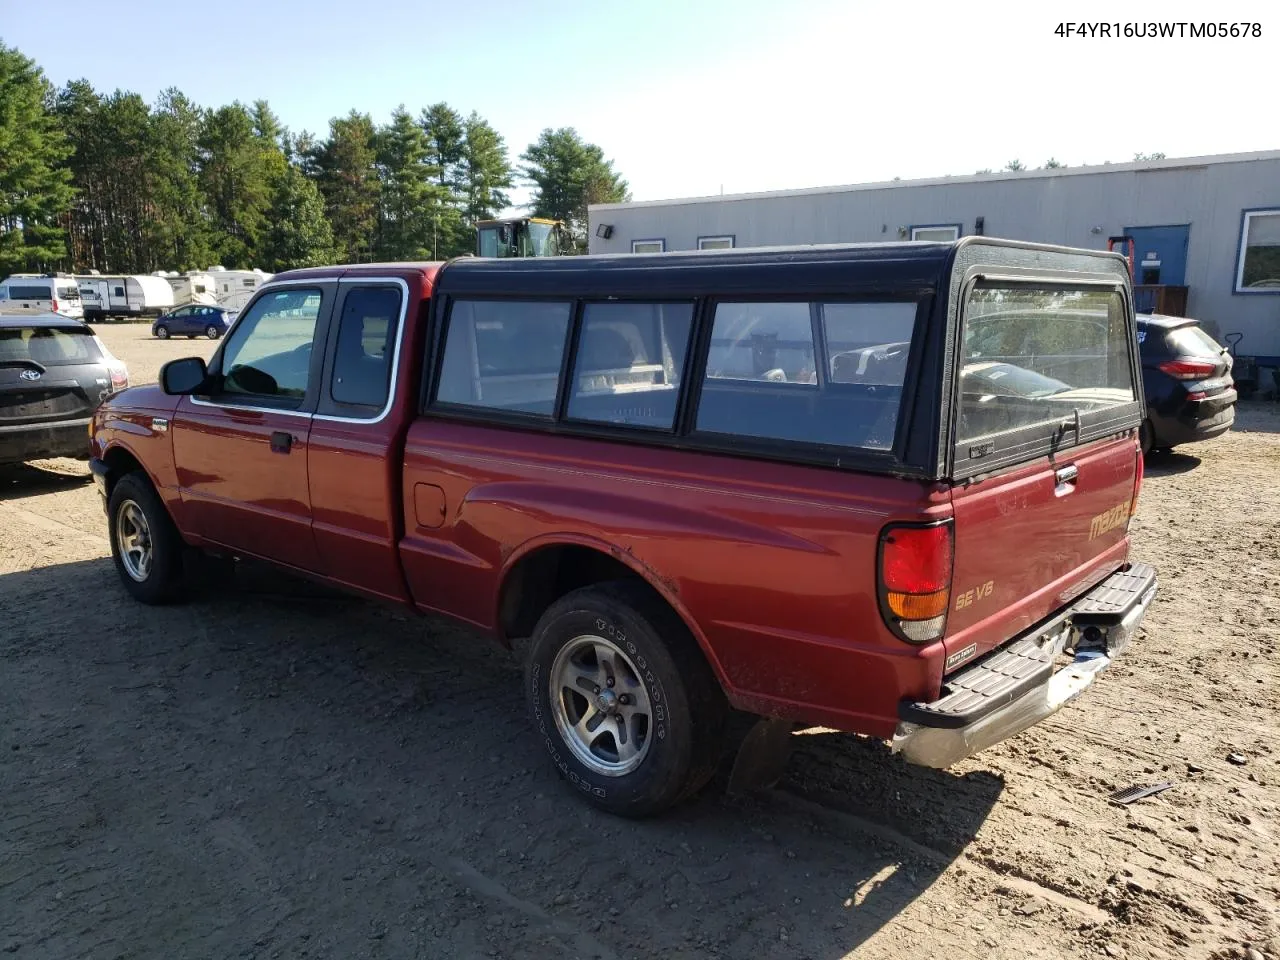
474;217;574;257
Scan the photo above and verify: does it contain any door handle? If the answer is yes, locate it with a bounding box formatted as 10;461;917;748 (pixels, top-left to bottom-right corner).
270;430;293;454
1054;463;1078;495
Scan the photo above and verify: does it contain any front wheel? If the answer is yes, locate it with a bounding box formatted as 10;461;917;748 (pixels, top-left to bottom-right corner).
205;325;221;340
108;472;185;604
525;581;727;817
154;325;169;340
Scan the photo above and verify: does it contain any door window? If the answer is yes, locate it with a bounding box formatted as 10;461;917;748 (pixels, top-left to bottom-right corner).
218;287;323;402
330;286;402;409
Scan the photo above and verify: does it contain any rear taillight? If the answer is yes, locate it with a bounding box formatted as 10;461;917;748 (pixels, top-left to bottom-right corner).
110;365;129;391
878;522;953;644
51;297;59;313
1158;358;1217;380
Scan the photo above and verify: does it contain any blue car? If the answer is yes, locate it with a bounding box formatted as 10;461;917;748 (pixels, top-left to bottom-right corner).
152;304;232;340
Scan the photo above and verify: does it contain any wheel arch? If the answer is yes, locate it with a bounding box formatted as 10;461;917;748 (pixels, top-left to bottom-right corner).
495;534;732;694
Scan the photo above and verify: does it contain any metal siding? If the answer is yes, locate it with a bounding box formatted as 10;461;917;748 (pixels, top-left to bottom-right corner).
590;156;1280;358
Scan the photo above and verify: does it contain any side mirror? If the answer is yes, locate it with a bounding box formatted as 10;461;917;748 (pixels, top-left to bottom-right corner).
160;356;209;395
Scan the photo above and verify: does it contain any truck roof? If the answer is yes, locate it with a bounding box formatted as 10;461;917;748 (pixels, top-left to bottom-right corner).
270;262;446;284
435;237;1127;299
263;238;1129;300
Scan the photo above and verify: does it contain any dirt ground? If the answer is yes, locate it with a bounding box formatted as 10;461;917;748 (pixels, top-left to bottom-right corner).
1;323;1277;960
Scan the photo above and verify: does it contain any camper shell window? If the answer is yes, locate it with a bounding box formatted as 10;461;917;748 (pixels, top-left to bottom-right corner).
425;239;1138;479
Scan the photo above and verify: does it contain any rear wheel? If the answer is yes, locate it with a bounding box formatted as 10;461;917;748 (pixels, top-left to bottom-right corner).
525;581;727;817
205;325;221;340
108;472;185;604
154;325;170;340
1139;419;1155;456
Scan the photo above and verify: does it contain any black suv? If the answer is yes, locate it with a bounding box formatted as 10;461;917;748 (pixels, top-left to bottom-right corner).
1136;313;1236;454
1;314;128;464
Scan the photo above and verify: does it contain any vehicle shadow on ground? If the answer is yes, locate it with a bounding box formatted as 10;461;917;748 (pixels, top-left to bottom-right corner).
3;557;1003;960
1142;449;1202;476
0;461;92;501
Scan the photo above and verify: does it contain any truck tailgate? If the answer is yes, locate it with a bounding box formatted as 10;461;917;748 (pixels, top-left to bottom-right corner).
944;434;1139;667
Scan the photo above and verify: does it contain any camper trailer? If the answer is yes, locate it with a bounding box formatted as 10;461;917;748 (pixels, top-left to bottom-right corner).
207;267;273;313
76;274;174;319
162;271;218;308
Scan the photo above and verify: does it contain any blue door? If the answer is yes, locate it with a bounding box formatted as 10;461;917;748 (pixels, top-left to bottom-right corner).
1124;224;1189;287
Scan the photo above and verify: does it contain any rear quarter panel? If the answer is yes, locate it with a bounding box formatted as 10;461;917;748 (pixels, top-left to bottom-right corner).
400;420;951;736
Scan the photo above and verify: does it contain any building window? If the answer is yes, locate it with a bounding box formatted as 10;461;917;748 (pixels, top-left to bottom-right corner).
698;236;734;251
631;239;665;254
1235;209;1280;293
910;224;961;242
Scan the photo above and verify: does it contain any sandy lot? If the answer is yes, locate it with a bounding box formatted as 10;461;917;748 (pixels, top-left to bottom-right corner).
1;323;1277;960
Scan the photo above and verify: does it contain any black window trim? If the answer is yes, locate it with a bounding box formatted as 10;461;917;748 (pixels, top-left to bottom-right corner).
423;290;936;475
947;273;1142;481
193;278;336;417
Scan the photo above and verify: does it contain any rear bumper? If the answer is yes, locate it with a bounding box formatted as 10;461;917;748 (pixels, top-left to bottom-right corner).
891;562;1158;768
0;418;92;464
1149;393;1236;447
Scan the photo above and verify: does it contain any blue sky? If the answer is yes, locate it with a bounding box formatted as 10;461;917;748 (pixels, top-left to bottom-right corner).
3;0;1275;205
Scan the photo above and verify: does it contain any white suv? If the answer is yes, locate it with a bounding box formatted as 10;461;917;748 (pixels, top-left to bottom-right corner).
0;274;85;320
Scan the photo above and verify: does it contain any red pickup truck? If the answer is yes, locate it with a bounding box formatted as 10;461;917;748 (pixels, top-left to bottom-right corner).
89;239;1157;816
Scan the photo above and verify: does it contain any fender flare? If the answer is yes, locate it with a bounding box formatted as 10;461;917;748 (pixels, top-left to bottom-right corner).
496;531;734;694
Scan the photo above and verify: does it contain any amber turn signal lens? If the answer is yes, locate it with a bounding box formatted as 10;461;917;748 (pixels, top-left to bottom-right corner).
886;588;949;620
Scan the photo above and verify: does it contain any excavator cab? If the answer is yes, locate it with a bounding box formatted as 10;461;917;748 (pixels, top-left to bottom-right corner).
475;218;574;257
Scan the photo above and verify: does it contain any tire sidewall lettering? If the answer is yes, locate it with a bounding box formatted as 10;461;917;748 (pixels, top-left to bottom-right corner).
534;607;678;800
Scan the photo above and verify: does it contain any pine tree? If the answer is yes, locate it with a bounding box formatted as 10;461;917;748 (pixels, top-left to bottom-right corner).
198;103;285;267
420;102;465;195
374;106;437;260
459;112;513;225
0;44;74;274
251;99;285;150
263;166;334;270
147;88;213;270
314;111;379;263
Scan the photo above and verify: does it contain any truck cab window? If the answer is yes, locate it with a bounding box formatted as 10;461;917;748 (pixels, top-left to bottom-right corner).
218;288;322;402
331;286;401;408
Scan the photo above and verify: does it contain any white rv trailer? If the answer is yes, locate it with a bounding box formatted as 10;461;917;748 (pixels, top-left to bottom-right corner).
76;274;174;319
207;266;273;313
161;271;218;308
